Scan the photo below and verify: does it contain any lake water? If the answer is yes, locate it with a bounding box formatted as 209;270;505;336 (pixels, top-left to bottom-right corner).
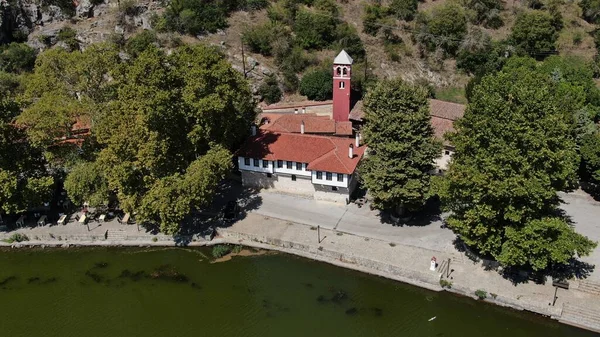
0;247;596;337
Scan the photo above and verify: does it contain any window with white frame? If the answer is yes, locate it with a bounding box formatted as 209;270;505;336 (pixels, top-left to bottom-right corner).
316;171;323;179
262;160;268;168
277;160;283;168
337;173;343;182
339;82;345;89
244;157;250;166
286;161;292;169
253;159;259;167
326;172;332;181
296;162;302;170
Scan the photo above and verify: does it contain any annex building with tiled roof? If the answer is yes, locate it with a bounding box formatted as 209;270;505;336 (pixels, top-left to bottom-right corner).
349;98;465;172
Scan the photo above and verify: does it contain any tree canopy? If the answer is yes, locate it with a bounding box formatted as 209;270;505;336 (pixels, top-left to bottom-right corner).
360;79;441;212
510;10;558;56
0;75;53;214
441;67;596;270
18;43;256;234
415;3;468;56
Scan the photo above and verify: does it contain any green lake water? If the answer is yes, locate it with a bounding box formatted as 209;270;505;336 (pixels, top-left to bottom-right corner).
0;247;597;337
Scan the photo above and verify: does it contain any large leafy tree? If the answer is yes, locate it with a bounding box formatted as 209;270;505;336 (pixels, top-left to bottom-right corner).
441;68;596;271
415;3;468;55
510;10;558;56
0;74;53;214
360;79;441;213
90;45;255;234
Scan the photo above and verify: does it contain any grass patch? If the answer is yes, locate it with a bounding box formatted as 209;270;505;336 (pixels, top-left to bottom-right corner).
475;289;487;300
434;86;467;104
212;244;233;258
439;279;453;289
4;233;29;243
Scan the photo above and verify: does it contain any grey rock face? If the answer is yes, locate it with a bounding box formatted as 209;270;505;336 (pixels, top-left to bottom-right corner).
76;0;94;18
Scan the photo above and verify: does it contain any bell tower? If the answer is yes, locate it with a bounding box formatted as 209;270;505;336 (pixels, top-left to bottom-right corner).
332;50;353;122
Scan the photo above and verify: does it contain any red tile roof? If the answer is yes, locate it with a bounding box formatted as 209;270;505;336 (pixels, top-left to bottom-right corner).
259;113;353;136
260;100;333;110
348;99;465;122
237;131;365;174
429;99;465;120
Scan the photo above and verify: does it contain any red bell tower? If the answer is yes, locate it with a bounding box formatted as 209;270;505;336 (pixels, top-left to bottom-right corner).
332;50;353;122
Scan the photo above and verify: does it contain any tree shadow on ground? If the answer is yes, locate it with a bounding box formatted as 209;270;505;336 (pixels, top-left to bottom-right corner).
453;237;596;286
138;179;263;245
580;181;600;202
378;197;443;227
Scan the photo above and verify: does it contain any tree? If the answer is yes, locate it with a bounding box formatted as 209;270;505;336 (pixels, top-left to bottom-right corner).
360;79;441;213
462;0;503;28
580;0;600;24
258;74;283;104
293;7;337;49
441;68;596;271
0;43;37;73
0;80;53;214
390;0;418;21
334;23;366;61
90;45;255;233
137;146;232;234
299;67;332;100
362;3;386;36
414;3;468;55
64;161;110;207
510;10;558;56
580;132;600;187
125;30;158;58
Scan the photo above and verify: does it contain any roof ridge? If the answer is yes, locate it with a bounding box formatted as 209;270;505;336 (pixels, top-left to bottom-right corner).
330;138;351;173
430;114;460;121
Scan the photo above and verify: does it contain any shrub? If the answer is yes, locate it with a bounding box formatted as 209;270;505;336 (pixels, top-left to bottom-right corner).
390;0;418;21
161;0;236;36
258;74;282;104
241;0;269;10
299;68;333;100
581;0;600;24
57;27;79;50
414;3;468;56
334;23;365;61
0;43;37;73
510;10;558;57
7;233;29;243
152;237;158;242
232;245;243;253
212;244;233;258
475;289;487;299
439;279;453;288
278;46;311;73
294;7;337;49
573;31;583;45
362;3;386;36
125;30;158;58
282;71;299;93
243;23;277;56
462;0;504;28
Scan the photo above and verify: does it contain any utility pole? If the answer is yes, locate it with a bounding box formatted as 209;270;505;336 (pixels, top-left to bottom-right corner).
364;53;368;83
241;36;246;79
317;225;321;243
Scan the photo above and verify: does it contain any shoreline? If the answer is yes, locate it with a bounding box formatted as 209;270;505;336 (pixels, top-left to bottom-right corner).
1;214;599;334
0;237;581;329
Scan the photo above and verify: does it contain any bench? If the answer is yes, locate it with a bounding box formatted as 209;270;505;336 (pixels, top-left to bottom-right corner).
37;215;47;226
